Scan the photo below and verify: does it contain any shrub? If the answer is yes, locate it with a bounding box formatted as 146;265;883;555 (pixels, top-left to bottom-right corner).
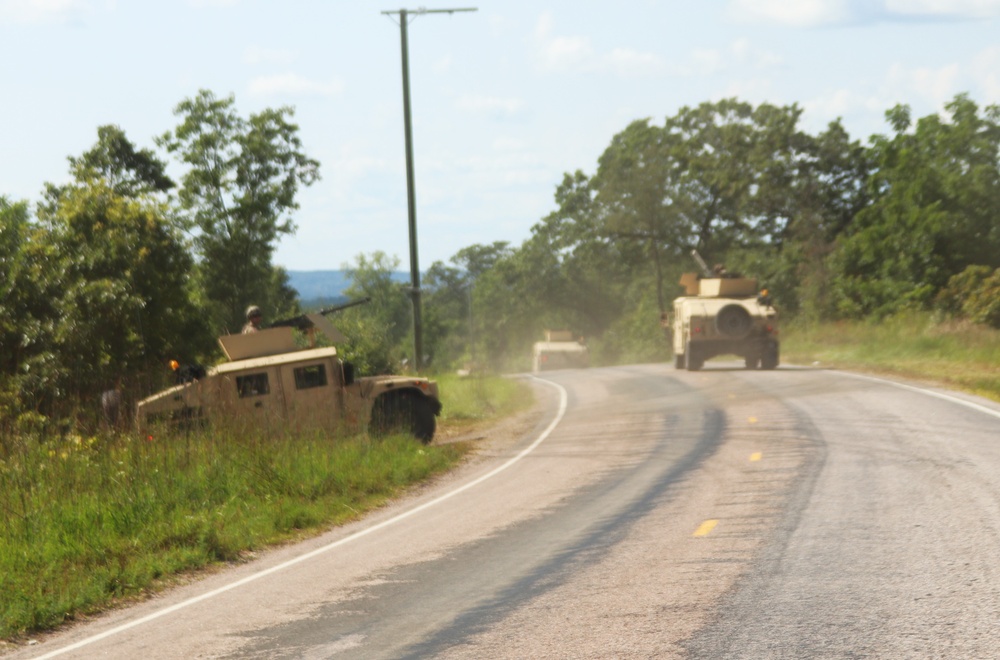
936;265;1000;328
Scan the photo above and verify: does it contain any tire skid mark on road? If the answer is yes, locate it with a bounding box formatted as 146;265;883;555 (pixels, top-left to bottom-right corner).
432;365;821;660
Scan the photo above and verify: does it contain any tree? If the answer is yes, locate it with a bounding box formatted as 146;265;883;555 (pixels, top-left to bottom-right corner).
336;252;411;373
0;197;41;411
418;242;515;370
157;90;320;332
422;260;472;369
40;125;175;219
830;94;1000;317
4;126;207;422
591;121;685;313
34;180;206;414
71;124;175;197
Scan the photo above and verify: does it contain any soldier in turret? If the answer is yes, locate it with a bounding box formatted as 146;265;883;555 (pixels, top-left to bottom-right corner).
242;305;263;334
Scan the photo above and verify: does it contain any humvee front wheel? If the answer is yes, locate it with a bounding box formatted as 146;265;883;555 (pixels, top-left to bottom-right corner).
371;391;437;444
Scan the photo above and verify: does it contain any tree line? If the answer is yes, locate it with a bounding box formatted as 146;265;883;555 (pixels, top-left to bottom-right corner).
3;91;999;431
1;90;317;427
417;93;1000;371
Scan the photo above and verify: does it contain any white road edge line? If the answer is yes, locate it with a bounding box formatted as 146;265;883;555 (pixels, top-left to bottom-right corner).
34;377;568;660
837;371;1000;421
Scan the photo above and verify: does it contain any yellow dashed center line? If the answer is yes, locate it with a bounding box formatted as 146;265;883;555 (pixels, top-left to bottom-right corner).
693;519;718;537
749;452;762;462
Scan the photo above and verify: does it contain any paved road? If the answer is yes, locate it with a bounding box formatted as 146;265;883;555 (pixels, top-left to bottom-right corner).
10;364;1000;659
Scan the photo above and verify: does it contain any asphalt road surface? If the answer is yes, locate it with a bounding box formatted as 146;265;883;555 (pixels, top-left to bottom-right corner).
9;363;1000;659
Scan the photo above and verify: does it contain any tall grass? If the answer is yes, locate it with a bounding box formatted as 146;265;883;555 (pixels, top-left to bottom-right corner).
783;312;1000;402
434;372;534;431
0;374;529;640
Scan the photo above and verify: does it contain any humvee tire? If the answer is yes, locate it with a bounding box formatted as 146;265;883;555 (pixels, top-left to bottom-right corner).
371;391;437;444
684;342;703;371
716;304;753;338
760;341;779;370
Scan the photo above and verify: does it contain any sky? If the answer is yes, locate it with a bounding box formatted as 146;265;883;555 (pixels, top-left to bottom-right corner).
2;1;999;274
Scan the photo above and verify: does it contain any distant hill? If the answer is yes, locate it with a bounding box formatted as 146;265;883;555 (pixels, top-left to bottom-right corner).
286;270;352;301
286;270;410;306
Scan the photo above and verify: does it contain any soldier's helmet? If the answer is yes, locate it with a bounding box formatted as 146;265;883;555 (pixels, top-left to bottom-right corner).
245;305;262;319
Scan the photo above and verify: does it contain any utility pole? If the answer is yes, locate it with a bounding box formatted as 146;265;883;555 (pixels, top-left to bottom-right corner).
382;6;477;372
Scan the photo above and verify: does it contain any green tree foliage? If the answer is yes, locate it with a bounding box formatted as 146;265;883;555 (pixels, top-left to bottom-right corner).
422;260;471;369
3;125;209;423
831;94;1000;317
157;90;320;333
34;179;206;416
335;252;411;373
936;265;1000;328
413;241;517;371
70;124;175;197
0;197;41;417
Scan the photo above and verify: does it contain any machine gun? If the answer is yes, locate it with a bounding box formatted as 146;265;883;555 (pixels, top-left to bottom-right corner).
690;249;714;278
269;297;372;331
268;297;371;345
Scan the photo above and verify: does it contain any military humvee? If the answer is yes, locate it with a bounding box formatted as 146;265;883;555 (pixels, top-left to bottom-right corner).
532;330;589;373
667;252;779;371
136;311;442;443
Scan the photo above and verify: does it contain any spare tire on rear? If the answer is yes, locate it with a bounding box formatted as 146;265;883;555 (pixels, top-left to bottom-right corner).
715;304;752;338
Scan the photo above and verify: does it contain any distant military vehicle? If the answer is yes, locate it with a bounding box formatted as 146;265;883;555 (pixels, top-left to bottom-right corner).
136;300;442;443
532;330;589;373
667;251;779;371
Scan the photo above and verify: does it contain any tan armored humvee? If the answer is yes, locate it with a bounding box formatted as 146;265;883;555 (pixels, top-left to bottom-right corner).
136;314;441;443
532;329;589;373
668;263;779;371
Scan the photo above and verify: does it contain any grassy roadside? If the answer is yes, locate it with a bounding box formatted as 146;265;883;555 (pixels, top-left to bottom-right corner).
782;312;1000;403
0;373;533;642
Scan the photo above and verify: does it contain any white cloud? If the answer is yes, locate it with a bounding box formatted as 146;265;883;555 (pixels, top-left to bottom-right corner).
533;11;666;77
0;0;90;24
727;0;853;27
885;0;1000;18
247;73;344;97
730;38;783;69
689;48;726;76
728;0;1000;26
541;33;595;72
457;95;525;116
433;55;453;75
186;0;239;7
492;136;527;151
801;88;889;128
886;62;960;107
972;46;1000;102
606;48;668;77
677;39;781;77
243;46;296;66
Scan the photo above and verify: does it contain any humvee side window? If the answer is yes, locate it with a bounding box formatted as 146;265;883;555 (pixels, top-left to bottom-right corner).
294;364;327;390
236;373;270;398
